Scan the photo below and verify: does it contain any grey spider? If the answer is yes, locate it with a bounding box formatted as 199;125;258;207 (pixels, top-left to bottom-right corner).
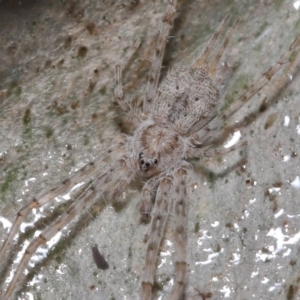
1;1;300;299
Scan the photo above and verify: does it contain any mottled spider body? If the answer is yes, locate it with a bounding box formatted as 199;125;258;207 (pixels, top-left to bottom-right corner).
153;67;219;136
1;1;300;299
128;65;222;180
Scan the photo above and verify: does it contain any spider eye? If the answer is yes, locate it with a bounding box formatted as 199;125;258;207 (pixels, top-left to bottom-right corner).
154;159;158;164
145;162;150;167
141;159;144;164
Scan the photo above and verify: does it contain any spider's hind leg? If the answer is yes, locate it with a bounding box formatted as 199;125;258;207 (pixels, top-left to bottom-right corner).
2;158;130;300
0;143;124;264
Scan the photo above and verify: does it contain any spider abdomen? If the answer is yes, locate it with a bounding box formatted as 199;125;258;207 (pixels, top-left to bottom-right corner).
153;66;220;136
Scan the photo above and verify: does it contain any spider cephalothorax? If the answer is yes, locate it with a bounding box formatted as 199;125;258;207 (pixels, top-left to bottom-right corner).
131;123;185;174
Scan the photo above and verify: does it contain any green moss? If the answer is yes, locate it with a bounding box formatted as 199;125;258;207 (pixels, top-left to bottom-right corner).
83;135;90;145
45;60;52;68
206;171;216;183
7;80;22;97
286;285;295;300
15;86;22;96
253;43;262;52
225;222;233;228
23;125;32;140
23;108;31;125
1;167;19;194
99;86;106;95
222;75;249;111
295;18;300;31
289;50;297;63
128;246;132;258
290;260;296;266
44;126;54;138
254;22;269;38
274;0;284;10
51;242;66;264
194;221;200;233
77;46;88;59
153;281;164;291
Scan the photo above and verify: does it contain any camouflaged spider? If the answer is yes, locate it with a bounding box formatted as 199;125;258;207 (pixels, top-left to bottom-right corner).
1;1;300;299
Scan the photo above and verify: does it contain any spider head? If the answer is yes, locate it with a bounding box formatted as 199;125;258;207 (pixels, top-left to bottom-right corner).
138;152;158;173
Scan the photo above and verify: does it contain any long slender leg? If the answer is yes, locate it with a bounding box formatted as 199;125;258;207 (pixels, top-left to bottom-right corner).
208;18;241;80
0;143;125;262
199;42;300;147
138;176;160;221
110;168;136;206
114;38;142;121
3;182;96;300
144;0;178;112
141;176;173;300
194;15;230;67
169;167;188;300
219;42;300;134
197;33;300;144
187;140;247;159
114;64;132;113
2;161;128;300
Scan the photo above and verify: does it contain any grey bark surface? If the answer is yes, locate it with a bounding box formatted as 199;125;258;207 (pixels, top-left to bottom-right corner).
0;0;300;299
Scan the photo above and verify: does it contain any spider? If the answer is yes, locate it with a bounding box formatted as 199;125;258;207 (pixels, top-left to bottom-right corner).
1;1;300;299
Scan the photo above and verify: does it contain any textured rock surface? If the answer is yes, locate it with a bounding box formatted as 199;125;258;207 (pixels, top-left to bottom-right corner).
1;0;300;299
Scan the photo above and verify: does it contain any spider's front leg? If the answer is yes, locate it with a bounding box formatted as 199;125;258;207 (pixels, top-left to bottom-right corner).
141;166;189;300
2;180;97;300
144;0;178;112
194;15;230;68
169;167;188;300
141;176;173;300
110;165;136;208
139;176;160;221
114;64;132;113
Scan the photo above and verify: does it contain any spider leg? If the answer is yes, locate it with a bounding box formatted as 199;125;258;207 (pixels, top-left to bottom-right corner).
0;143;125;262
197;33;300;144
115;63;145;125
114;64;132;113
194;15;230;67
114;37;142;121
138;176;160;221
144;0;178;112
141;176;173;300
187;141;247;158
2;160;128;300
110;166;136;206
169;167;188;300
208;18;241;80
3;181;96;300
217;43;300;137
